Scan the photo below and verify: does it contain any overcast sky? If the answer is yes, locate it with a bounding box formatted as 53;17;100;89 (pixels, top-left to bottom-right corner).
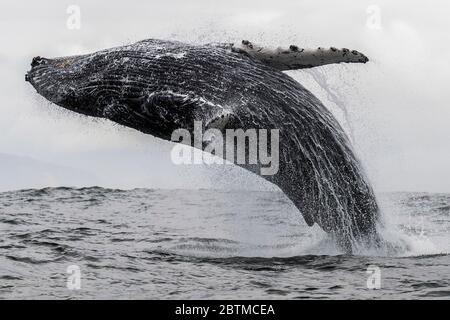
0;0;449;192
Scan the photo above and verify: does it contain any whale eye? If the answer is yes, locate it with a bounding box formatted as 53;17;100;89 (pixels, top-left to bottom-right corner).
206;112;235;131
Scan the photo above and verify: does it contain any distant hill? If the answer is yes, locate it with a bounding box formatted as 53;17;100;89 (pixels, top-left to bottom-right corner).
0;153;97;192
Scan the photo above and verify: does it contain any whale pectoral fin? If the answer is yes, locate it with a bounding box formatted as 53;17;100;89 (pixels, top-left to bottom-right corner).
228;40;369;71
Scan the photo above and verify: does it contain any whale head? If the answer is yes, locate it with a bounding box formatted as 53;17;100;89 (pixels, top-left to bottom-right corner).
26;47;229;139
26;55;104;117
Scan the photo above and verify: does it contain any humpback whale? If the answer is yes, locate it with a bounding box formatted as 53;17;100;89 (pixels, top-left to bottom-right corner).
26;39;379;251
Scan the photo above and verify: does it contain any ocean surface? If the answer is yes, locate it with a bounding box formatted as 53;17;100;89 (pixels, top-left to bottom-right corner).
0;187;448;299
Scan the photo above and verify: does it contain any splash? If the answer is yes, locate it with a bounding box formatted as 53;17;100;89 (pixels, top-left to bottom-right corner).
303;67;356;143
297;68;446;257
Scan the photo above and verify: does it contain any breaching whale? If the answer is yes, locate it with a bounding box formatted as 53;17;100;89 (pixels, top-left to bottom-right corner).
26;39;379;251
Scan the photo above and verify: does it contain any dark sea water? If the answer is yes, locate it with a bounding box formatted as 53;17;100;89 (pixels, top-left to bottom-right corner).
0;187;448;299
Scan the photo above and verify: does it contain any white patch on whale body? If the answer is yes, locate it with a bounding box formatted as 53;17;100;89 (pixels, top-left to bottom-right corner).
155;52;187;59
